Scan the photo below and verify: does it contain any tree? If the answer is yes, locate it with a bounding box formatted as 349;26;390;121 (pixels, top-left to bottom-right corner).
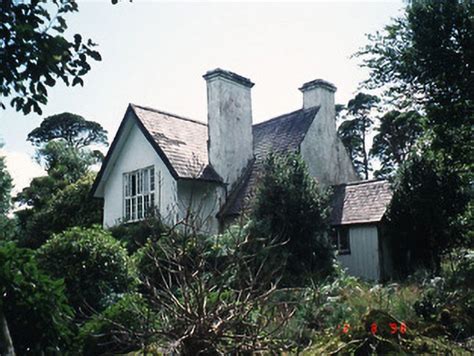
16;174;103;248
0;145;13;241
35;140;100;182
0;242;73;354
0;1;101;115
385;151;470;276
370;110;425;178
337;119;364;177
250;152;334;286
0;144;12;216
27;112;108;149
337;93;379;179
356;0;473;171
36;226;136;315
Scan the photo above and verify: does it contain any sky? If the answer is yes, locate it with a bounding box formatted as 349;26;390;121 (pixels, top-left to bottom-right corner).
0;0;404;194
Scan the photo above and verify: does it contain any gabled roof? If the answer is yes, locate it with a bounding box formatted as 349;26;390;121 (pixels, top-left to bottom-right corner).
91;104;222;198
219;107;319;217
330;179;392;226
132;104;221;182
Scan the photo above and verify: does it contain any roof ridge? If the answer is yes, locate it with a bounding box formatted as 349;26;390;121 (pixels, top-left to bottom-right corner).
253;107;318;128
130;103;207;126
338;179;389;187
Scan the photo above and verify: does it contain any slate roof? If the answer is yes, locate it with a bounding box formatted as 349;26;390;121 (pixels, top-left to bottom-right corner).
131;104;222;182
218;107;319;217
330;180;392;226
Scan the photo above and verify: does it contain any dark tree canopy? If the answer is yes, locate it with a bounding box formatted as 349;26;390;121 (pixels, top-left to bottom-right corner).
356;0;473;170
27;112;108;148
385;152;470;276
0;0;101;115
337;93;379;179
370;110;425;178
16;174;103;249
250;152;334;286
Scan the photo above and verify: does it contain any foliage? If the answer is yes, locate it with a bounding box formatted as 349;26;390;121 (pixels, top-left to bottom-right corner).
0;242;73;354
131;221;294;355
36;226;136;315
385;152;471;275
250;152;334;286
414;249;474;340
28;112;108;149
0;0;101;115
0;145;12;216
0;145;13;241
16;173;103;248
356;0;473;171
294;264;470;354
36;140;100;182
370;110;425;178
78;293;159;355
14;113;108;247
110;213;166;254
337;93;379;179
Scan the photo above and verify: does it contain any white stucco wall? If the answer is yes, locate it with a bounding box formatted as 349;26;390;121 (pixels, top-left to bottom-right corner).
300;98;359;185
103;118;178;227
177;180;225;235
337;225;381;280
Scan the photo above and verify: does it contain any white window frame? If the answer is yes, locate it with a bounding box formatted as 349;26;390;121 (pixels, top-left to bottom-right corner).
123;166;156;223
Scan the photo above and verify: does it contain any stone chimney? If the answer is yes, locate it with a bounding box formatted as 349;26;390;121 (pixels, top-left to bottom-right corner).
203;68;254;188
299;78;337;131
299;79;337;110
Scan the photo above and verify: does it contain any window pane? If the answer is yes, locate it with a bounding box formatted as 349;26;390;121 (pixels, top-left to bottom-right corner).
150;193;155;211
339;228;350;253
138;196;143;219
131;174;137;196
124;174;129;197
144;195;150;214
131;197;136;220
125;199;131;221
150;167;155;191
143;169;149;193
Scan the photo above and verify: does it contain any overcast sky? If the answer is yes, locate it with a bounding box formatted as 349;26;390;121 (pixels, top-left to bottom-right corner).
0;0;404;194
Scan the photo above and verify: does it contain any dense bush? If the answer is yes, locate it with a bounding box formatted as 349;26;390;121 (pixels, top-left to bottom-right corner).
0;242;73;354
414;249;474;340
110;213;165;254
78;293;158;355
131;222;293;355
36;226;136;315
250;152;334;286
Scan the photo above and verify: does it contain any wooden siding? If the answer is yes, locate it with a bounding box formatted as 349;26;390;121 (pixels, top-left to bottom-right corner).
337;225;380;280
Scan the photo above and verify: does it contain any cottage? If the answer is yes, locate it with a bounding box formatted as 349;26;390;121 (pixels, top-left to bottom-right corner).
92;68;392;280
330;180;393;280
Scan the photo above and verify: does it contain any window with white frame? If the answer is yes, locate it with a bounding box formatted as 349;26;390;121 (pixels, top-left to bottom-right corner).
332;227;351;255
123;166;156;222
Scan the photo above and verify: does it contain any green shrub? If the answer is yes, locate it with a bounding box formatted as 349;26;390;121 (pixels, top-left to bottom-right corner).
78;293;158;355
0;242;73;354
36;226;136;314
110;213;165;254
250;152;334;287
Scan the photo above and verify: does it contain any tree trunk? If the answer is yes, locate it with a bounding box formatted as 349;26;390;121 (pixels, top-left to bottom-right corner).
0;306;15;356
